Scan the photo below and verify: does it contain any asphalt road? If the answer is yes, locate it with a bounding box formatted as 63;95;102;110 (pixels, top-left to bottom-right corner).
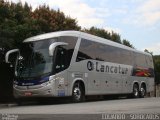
0;97;160;120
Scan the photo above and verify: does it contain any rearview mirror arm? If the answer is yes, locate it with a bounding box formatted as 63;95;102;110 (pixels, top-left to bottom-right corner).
5;49;20;63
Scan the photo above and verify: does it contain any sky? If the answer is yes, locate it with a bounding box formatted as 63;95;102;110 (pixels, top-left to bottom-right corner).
8;0;160;55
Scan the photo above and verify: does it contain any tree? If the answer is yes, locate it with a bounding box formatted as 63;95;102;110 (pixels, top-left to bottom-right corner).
83;27;134;48
0;0;34;49
0;0;133;50
144;49;153;55
144;49;160;83
111;31;121;44
32;6;80;32
0;1;80;50
83;27;111;40
123;39;134;48
153;55;160;84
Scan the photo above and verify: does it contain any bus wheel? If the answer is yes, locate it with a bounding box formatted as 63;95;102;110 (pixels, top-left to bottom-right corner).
72;82;84;102
132;84;139;98
140;84;146;98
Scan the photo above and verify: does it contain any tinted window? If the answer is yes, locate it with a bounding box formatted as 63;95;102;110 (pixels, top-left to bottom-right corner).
145;55;154;68
76;39;96;61
116;49;132;65
54;36;77;73
54;46;68;73
59;36;77;63
17;39;57;78
135;53;147;67
76;39;133;65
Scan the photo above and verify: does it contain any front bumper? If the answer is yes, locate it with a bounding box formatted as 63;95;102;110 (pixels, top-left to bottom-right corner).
13;82;55;98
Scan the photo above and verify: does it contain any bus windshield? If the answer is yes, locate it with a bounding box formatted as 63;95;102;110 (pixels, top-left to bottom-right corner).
16;38;57;79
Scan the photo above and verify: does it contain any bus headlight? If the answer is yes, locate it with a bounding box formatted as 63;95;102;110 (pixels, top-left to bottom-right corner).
41;81;50;86
49;75;55;81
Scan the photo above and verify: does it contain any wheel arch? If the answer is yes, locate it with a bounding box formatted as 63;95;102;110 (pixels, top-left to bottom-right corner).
140;82;147;92
141;82;146;87
132;81;140;98
70;78;86;96
132;81;140;89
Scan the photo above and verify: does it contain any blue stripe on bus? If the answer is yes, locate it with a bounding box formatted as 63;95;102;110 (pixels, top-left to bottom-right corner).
16;76;49;86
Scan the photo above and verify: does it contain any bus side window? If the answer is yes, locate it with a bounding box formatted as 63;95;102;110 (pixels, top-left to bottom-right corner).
54;46;68;73
145;56;154;68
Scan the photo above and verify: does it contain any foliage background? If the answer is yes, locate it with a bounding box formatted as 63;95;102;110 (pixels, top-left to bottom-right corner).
0;0;159;80
0;0;133;50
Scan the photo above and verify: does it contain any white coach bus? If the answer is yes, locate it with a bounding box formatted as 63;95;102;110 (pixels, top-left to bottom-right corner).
5;31;155;102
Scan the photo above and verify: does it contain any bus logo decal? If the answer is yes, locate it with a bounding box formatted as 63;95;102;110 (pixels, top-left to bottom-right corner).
87;61;94;71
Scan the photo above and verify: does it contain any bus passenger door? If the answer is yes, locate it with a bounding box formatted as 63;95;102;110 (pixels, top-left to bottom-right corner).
54;46;69;96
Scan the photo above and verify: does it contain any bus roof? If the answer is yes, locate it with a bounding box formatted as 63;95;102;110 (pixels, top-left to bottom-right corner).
24;30;151;56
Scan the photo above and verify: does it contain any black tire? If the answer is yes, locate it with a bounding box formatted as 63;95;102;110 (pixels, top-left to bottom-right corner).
140;84;146;98
72;82;85;102
132;84;140;98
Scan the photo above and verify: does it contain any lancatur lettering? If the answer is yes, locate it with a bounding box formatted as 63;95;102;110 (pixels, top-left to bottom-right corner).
87;61;128;75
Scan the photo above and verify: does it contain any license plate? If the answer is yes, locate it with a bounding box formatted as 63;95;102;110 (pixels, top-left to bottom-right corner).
24;92;32;96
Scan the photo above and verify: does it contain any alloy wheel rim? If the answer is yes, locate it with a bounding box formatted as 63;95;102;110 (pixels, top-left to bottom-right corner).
73;87;81;100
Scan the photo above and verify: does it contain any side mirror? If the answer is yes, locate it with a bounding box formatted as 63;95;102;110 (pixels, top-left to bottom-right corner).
49;42;68;56
5;49;19;63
